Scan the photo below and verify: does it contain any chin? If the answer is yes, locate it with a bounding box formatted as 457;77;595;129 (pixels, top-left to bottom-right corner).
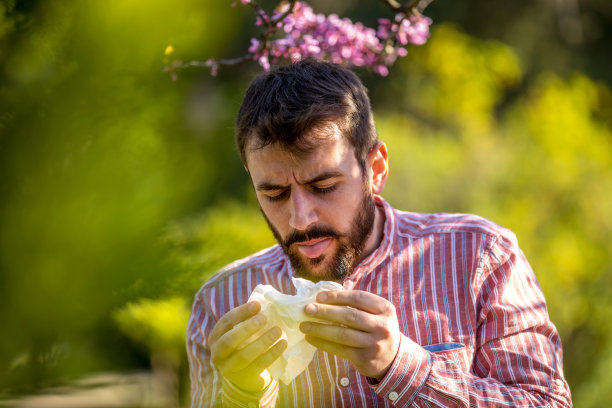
288;241;354;282
291;256;333;282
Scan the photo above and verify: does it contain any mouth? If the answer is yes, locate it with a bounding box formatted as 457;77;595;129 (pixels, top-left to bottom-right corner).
294;237;333;259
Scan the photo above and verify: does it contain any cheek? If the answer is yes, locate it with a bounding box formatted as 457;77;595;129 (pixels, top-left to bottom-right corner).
259;200;289;234
322;197;359;230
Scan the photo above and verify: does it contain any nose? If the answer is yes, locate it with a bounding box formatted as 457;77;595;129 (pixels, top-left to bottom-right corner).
289;188;317;231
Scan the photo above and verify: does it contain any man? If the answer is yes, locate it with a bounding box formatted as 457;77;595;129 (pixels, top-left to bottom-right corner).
187;59;572;407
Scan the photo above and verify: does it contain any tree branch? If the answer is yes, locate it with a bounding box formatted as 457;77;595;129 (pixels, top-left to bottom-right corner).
379;0;434;14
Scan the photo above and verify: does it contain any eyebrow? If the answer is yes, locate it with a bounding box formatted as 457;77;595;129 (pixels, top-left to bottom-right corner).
255;171;344;191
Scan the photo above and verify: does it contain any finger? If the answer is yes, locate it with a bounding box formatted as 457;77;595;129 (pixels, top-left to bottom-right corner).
316;290;390;314
304;334;357;362
300;321;370;347
304;303;374;331
246;338;288;374
211;312;267;361
208;301;260;344
223;326;284;373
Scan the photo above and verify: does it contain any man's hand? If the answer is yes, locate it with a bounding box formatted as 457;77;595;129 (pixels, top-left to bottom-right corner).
208;301;287;392
299;290;401;380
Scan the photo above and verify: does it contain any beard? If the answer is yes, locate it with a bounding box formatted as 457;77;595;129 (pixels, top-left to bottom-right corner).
262;190;377;282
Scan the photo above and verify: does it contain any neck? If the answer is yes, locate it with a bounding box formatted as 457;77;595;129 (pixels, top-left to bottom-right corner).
357;203;385;265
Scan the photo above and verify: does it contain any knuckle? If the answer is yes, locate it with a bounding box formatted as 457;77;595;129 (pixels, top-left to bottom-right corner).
252;314;266;329
271;339;287;356
339;328;351;344
378;322;392;337
210;346;226;368
267;327;282;342
346;308;359;324
231;351;250;368
372;340;385;355
257;341;284;367
384;303;397;317
212;336;229;355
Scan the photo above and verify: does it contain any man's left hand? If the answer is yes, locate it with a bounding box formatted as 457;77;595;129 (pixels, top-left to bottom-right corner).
299;290;401;380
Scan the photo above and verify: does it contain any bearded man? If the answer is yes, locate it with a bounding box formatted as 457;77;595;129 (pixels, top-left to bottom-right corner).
187;59;572;408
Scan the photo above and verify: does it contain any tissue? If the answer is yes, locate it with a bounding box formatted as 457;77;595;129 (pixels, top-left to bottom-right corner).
247;277;343;384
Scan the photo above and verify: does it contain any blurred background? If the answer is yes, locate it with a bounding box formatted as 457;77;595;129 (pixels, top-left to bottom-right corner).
0;0;610;406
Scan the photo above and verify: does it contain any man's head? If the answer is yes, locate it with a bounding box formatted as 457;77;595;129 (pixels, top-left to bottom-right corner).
236;60;388;282
236;59;378;172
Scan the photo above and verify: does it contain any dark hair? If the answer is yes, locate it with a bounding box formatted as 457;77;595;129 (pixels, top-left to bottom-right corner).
235;59;377;171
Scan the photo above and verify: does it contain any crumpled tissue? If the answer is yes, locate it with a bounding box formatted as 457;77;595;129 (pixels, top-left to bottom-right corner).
247;277;343;384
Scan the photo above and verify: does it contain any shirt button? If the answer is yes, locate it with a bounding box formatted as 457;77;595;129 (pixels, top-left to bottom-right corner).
388;391;399;401
340;377;350;387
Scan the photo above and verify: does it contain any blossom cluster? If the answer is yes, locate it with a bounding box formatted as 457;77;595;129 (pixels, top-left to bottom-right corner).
164;1;433;78
247;1;432;76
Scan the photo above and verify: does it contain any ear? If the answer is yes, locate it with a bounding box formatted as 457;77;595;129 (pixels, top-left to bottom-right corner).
367;141;388;195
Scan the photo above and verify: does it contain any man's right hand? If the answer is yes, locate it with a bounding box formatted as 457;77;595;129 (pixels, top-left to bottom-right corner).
208;301;287;392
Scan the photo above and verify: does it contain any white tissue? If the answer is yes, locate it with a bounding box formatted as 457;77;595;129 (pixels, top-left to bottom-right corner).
247;277;343;384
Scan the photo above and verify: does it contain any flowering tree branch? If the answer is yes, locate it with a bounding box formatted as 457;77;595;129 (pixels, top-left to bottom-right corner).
164;0;434;79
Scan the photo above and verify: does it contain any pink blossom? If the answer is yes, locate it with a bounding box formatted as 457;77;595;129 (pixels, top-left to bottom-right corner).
377;18;392;39
243;1;432;76
258;54;271;71
231;0;252;7
248;38;261;53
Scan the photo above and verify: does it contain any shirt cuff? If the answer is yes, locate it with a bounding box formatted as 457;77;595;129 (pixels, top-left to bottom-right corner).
368;334;432;406
222;377;279;408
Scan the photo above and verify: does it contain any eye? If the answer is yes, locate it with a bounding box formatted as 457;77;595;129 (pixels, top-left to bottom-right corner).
265;189;289;202
312;184;337;194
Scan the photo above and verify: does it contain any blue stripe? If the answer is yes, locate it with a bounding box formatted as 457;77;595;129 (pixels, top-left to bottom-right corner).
423;342;465;352
440;235;452;338
397;240;408;334
419;238;433;344
236;270;243;305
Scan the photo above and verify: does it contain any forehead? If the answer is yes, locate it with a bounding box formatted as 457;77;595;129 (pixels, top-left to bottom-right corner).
245;126;358;183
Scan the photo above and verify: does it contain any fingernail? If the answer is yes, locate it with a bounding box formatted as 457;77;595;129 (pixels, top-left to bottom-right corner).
305;303;317;315
317;292;328;302
270;326;282;339
248;302;259;313
300;322;311;333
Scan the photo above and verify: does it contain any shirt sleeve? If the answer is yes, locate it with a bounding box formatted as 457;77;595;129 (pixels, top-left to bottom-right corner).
369;231;572;408
186;288;280;408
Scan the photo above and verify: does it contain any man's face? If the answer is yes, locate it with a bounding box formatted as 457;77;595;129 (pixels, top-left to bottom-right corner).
245;125;377;282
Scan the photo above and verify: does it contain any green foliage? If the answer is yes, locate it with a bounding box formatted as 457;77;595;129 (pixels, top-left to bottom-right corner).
396;24;522;133
161;201;277;296
379;25;612;406
0;0;246;393
113;297;190;360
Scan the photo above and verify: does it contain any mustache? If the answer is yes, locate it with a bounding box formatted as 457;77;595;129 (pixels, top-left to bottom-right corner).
283;226;341;247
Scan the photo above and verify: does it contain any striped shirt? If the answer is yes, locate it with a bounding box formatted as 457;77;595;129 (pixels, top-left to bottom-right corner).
187;196;572;407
